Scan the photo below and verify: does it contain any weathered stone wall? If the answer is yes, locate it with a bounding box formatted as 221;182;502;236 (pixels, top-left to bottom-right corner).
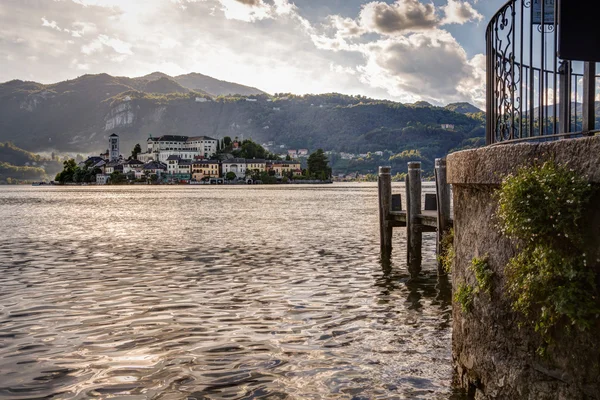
447;136;600;399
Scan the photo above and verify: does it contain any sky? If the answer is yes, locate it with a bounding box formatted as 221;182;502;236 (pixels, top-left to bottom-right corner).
0;0;506;107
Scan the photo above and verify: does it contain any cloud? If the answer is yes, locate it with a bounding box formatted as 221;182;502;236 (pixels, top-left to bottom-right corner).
217;0;272;22
353;30;484;105
308;0;485;105
330;63;357;75
0;0;485;106
359;0;437;35
327;15;364;38
441;0;483;25
81;35;133;55
41;17;62;31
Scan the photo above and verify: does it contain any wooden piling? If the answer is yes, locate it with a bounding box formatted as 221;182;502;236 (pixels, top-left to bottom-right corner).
435;158;451;275
378;166;393;253
407;162;422;272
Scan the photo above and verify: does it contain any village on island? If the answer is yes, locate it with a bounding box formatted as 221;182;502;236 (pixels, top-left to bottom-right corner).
54;133;332;185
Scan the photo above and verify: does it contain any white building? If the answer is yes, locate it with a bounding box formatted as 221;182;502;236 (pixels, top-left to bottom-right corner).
96;174;110;185
144;135;218;161
441;124;455;130
123;159;145;178
104;160;123;175
157;150;200;163
186;136;218;158
222;158;247;179
137;152;155;163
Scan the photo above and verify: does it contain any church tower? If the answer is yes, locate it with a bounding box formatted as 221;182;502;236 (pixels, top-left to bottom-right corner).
109;133;120;161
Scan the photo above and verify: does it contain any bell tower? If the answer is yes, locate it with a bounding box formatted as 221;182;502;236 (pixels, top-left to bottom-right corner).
109;133;119;161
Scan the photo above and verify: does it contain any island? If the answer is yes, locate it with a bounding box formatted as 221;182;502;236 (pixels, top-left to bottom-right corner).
53;134;332;185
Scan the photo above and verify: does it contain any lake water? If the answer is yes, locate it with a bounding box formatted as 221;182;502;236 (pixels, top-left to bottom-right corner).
0;183;458;399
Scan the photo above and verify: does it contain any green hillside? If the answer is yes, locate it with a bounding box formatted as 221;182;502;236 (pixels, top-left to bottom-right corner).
0;142;63;183
0;72;485;175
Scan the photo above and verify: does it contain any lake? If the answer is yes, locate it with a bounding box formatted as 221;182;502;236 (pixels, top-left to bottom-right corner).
0;183;458;399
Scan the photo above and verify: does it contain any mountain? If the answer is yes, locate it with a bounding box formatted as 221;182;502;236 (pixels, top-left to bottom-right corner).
445;102;482;114
173;72;266;96
0;73;485;174
141;77;190;94
411;101;434;108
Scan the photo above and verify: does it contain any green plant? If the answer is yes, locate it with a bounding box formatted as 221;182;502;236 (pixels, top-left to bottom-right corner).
455;283;475;313
496;160;599;354
470;255;492;295
438;228;455;273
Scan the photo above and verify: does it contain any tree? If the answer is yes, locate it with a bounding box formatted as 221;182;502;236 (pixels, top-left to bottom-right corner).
131;144;142;160
285;154;291;160
223;136;232;147
307;149;331;180
110;171;127;184
55;159;78;183
225;171;237;180
217;140;221;151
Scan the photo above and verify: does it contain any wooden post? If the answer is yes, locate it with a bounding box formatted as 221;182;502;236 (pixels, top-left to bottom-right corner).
407;162;422;273
378;166;393;253
435;158;451;275
582;61;596;134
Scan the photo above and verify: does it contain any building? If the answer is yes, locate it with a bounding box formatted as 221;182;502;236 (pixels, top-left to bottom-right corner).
156;150;201;163
143;161;167;177
287;149;298;159
268;160;302;177
166;155;191;180
186;136;218;159
191;160;220;181
137;152;154;163
109;133;120;161
147;135;188;153
298;149;309;157
123;159;145;179
96;174;110;185
79;156;104;168
246;159;267;175
105;160;123;175
177;160;192;179
222;158;247;179
166;155;181;175
143;135;218;161
441;124;455;130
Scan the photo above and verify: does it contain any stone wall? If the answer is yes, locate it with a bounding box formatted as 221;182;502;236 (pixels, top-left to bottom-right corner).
447;136;600;399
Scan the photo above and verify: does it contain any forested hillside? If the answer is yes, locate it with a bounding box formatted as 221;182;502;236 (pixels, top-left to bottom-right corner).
0;72;485;175
0;142;62;182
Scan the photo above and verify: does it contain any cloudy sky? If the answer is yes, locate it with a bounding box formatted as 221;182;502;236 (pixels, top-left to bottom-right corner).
0;0;504;106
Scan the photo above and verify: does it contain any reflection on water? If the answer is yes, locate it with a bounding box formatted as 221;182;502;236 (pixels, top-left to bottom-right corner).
0;184;456;399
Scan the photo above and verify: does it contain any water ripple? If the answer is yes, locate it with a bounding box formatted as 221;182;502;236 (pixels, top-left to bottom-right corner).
0;184;457;399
